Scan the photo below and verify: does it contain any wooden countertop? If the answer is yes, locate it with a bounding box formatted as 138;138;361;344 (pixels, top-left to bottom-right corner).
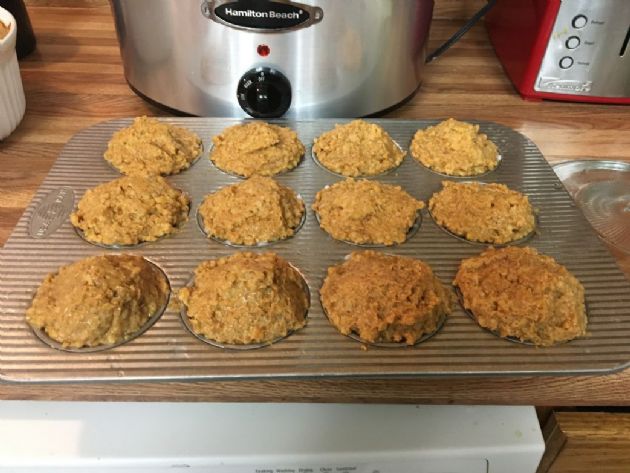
1;6;629;405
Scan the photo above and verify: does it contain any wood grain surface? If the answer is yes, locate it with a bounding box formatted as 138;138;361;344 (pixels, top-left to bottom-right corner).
547;412;630;472
0;6;629;404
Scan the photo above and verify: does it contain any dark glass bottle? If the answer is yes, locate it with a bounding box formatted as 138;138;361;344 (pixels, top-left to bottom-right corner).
0;0;36;59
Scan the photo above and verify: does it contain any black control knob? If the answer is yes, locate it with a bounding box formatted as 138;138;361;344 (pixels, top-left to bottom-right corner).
237;67;292;118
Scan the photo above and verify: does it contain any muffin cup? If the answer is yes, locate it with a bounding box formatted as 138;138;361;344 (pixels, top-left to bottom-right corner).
313;203;423;248
320;252;448;347
321;300;446;348
29;258;171;353
427;181;537;246
195;193;306;248
179;265;310;350
409;132;503;178
72;188;191;249
454;286;538;346
207;143;305;179
0;7;26;140
311;140;406;178
106;141;204;176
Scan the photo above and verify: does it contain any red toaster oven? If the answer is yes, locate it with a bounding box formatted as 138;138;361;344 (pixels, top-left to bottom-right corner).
485;0;630;104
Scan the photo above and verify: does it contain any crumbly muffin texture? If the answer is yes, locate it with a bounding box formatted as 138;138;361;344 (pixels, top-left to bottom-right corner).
454;247;587;346
209;121;304;177
313;179;424;245
411;118;499;176
71;176;190;246
313;120;406;177
179;253;309;345
429;181;535;244
320;251;452;345
26;255;169;348
104;116;202;176
198;176;303;245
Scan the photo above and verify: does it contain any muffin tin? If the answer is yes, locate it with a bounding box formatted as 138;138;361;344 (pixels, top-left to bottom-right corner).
1;118;630;382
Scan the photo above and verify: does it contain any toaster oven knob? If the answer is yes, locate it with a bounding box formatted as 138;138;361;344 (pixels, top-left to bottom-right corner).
237;67;292;118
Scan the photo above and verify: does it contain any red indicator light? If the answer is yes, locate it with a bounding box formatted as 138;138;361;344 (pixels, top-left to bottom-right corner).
257;44;270;57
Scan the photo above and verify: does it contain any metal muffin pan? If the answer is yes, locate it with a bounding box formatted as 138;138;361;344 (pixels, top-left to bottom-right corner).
1;118;630;382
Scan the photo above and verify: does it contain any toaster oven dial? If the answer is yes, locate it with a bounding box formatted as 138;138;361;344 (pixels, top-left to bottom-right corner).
237;67;291;118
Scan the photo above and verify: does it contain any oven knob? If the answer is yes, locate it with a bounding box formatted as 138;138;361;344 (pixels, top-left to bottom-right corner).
237;67;292;118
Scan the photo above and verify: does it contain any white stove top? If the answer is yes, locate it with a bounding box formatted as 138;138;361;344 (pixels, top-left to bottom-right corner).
0;402;544;473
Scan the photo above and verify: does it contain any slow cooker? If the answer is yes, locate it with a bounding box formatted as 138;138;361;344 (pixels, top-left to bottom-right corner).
110;0;434;118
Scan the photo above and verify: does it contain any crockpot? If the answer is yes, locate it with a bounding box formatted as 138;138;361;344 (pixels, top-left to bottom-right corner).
110;0;434;118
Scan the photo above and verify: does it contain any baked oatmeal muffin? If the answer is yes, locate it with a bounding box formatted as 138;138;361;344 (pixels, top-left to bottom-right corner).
71;176;190;246
429;181;535;244
104;116;202;176
320;251;452;345
410;118;499;176
313;179;424;245
454;247;587;346
313;120;405;177
26;255;169;349
209;121;304;177
198;176;304;245
179;253;309;345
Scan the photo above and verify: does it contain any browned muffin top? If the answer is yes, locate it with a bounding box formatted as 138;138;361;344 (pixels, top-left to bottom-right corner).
429;181;535;244
26;255;169;349
313;179;424;245
411;118;499;176
209;121;304;177
454;246;587;346
321;251;452;345
313;120;405;177
71;176;190;246
198;176;304;245
179;252;309;345
104;116;202;176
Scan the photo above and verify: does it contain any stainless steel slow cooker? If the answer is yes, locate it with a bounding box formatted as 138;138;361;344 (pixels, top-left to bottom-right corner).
110;0;434;118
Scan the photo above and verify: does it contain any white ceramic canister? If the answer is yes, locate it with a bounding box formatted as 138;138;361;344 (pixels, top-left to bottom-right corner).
0;7;26;140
